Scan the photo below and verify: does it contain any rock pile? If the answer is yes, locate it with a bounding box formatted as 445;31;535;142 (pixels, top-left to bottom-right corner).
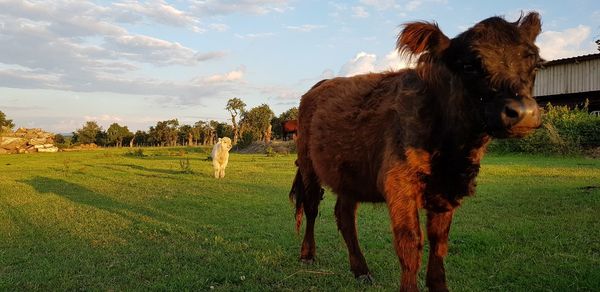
0;128;58;154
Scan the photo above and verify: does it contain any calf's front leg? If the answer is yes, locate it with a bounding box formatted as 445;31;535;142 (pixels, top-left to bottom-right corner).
387;194;423;292
426;209;454;292
384;151;431;292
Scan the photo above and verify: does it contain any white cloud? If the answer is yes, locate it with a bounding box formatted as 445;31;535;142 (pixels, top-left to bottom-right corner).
235;32;275;39
84;114;123;122
406;0;422;11
0;68;66;90
380;50;411;71
339;51;410;77
339;52;376;76
209;23;230;32
0;0;233;106
537;25;597;60
202;67;246;83
286;24;325;32
190;0;293;16
259;85;303;101
351;6;370;18
358;0;446;12
263;51;410;107
359;0;397;10
405;0;447;11
104;34;204;66
112;1;201;31
319;69;335;79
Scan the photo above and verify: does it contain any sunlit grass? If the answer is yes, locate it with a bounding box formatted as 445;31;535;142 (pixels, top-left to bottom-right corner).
0;149;598;290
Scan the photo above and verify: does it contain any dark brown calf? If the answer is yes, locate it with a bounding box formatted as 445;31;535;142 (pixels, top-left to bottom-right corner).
290;13;543;291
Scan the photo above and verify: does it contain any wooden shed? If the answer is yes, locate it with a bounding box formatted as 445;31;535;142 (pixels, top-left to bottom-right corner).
533;53;600;111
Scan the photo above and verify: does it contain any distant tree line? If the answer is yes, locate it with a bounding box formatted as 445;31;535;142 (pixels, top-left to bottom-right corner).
62;98;299;148
70;119;234;147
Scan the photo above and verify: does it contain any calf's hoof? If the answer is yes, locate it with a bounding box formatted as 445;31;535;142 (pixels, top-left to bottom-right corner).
426;283;449;292
356;273;374;284
299;257;315;264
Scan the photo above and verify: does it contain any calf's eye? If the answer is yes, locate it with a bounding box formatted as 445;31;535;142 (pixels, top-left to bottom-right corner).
463;64;478;74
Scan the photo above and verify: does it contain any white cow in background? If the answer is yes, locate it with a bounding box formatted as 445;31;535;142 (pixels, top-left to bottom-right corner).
211;137;232;178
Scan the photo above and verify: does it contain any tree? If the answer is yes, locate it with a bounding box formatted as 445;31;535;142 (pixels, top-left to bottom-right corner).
54;134;70;148
133;130;149;146
208;120;221;145
76;121;102;144
0;110;14;132
107;123;132;147
194;121;209;145
190;124;201;145
215;122;234;139
95;130;108;147
280;107;299;121
54;134;66;144
226;97;246;145
241;104;274;143
179;124;195;146
150;119;179;146
71;131;80;144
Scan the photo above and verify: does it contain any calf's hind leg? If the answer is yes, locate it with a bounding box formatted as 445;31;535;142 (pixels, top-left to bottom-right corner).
299;172;323;262
335;196;372;281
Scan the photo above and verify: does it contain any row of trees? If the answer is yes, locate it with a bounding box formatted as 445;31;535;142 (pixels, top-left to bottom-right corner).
71;119;235;147
68;98;298;148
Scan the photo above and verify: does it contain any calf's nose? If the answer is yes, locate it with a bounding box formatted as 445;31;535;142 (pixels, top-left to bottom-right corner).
501;97;541;129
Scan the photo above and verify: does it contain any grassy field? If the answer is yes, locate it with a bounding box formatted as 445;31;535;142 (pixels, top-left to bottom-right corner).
0;147;599;291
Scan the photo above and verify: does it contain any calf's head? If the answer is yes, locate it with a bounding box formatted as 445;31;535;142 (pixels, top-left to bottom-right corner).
219;137;233;151
398;12;544;138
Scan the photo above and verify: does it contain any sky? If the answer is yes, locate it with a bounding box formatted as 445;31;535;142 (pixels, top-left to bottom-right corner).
1;0;599;133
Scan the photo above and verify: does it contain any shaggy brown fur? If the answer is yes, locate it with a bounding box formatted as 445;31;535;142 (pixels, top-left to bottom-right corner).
290;12;544;291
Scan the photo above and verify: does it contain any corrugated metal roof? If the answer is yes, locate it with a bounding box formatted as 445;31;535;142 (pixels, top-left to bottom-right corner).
543;53;600;67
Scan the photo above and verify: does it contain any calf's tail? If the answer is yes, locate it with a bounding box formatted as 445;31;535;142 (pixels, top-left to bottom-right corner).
289;164;324;234
289;168;305;233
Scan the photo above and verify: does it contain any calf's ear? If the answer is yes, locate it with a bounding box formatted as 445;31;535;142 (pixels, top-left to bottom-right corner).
397;21;450;58
519;12;542;41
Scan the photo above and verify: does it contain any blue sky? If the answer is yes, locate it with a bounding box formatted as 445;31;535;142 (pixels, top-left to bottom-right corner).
1;0;598;133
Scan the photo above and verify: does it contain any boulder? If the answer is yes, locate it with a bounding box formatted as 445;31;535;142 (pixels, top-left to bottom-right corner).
0;137;27;150
38;146;59;153
29;138;48;146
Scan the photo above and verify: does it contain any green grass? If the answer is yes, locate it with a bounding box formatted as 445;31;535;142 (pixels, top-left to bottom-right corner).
0;148;599;291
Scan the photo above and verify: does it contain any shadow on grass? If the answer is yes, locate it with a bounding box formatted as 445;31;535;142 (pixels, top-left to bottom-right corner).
80;163;212;178
18;176;199;228
114;163;182;175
